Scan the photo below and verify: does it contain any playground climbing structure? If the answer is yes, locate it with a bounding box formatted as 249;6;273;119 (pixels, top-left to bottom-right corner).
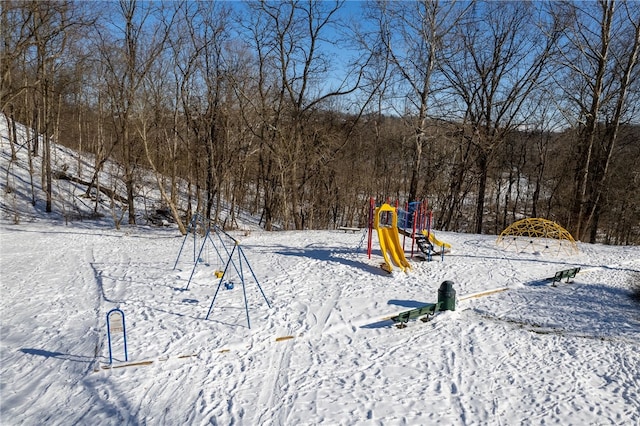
367;198;452;273
373;203;412;273
496;218;579;256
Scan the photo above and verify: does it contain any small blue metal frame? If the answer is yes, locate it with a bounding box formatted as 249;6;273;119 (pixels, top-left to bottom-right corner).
106;308;128;364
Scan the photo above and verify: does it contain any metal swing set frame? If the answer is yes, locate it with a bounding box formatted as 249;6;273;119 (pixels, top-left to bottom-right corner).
173;214;271;328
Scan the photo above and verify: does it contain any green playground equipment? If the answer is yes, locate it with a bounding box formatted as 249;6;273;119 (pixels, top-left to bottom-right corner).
390;281;456;328
551;267;581;286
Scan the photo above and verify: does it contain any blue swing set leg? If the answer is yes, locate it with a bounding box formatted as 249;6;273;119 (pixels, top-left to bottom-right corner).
205;243;271;329
173;214;202;270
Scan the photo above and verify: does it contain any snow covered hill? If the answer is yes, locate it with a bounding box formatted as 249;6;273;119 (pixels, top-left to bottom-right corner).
2;223;639;425
1;116;639;425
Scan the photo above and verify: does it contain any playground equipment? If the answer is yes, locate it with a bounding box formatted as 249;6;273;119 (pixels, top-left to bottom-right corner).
496;218;579;256
182;226;236;290
367;198;452;271
414;230;451;261
551;267;581;286
390;281;456;328
174;213;226;274
174;213;204;269
174;215;270;329
423;230;451;251
106;308;128;364
373;203;411;273
203;228;271;328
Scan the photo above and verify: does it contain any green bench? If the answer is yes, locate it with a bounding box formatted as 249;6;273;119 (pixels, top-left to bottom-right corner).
390;282;456;328
552;267;580;286
390;303;440;328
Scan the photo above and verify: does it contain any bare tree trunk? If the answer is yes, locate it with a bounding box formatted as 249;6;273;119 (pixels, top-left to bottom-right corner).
474;151;488;234
369;1;471;203
138;120;187;234
560;1;612;240
5;108;18;161
583;5;640;242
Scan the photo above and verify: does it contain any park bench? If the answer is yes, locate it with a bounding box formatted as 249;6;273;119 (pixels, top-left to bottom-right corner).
337;226;360;233
389;281;456;328
552;267;580;286
390;303;440;328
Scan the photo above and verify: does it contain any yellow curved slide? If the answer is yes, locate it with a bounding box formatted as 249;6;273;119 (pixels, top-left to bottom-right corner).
374;204;411;273
421;229;452;250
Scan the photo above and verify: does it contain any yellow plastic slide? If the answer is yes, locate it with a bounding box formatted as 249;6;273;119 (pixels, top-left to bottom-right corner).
421;229;452;250
374;204;411;273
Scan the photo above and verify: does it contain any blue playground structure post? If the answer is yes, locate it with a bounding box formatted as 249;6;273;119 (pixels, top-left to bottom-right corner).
173;213;204;270
106;308;128;364
185;226;238;290
205;227;271;329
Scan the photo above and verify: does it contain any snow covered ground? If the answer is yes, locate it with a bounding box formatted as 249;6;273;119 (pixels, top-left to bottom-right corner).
1;116;639;425
1;221;639;425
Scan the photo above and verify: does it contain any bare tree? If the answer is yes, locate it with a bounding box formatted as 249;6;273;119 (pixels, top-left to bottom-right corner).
365;0;472;202
1;2;32;163
94;0;168;225
136;11;189;234
22;1;87;212
554;0;640;241
441;1;559;234
239;0;365;230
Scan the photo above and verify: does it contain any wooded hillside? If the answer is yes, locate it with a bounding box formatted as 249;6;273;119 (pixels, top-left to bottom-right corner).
2;1;639;244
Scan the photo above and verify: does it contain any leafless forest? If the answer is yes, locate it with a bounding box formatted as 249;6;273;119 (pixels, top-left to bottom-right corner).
1;0;639;244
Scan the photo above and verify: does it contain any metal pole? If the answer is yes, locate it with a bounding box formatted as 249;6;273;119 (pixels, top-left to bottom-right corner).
206;245;237;319
185;229;210;290
173;215;198;270
239;248;251;328
239;246;271;308
107;313;113;364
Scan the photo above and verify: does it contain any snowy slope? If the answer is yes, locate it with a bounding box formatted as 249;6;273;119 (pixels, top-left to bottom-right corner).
1;224;639;425
1;116;640;425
